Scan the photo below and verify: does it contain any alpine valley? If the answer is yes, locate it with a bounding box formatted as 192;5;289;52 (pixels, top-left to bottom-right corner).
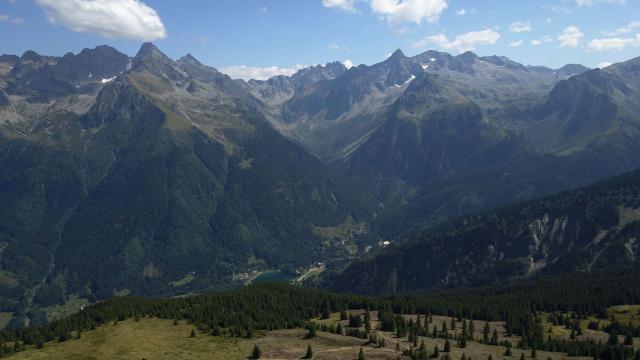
2;42;640;346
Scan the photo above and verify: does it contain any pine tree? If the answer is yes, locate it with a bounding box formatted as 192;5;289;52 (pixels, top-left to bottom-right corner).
444;339;451;352
304;344;313;359
505;347;513;356
433;346;440;358
252;344;262;359
460;323;468;348
451;318;456;330
369;332;377;345
321;305;331;320
635;350;640;360
483;322;490;343
624;332;634;346
190;329;196;338
520;353;526;360
358;347;365;360
307;324;316;339
461;354;467;360
459;335;467;348
531;346;537;359
469;320;475;339
59;332;71;342
336;323;343;336
396;342;401;352
491;329;499;345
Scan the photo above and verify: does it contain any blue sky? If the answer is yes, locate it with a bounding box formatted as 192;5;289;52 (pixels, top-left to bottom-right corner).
1;0;639;79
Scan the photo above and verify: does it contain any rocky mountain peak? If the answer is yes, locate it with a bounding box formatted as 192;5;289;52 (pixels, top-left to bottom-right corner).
133;42;173;68
388;49;406;60
178;53;204;67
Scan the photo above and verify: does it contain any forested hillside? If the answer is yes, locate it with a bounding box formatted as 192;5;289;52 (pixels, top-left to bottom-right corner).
322;166;640;294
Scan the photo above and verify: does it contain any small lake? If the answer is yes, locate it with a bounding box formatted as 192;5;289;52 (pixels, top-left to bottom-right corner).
253;271;295;283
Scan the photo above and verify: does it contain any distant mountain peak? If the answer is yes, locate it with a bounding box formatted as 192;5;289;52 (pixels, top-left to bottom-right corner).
133;42;169;64
20;50;42;61
132;42;179;74
456;51;479;63
389;49;406;60
178;53;203;66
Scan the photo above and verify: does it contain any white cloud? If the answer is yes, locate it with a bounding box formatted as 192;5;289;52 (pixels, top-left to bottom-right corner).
575;0;625;6
508;40;524;47
531;39;542;46
597;61;613;68
0;13;22;24
558;26;584;47
456;8;475;15
343;59;354;69
547;4;571;14
587;35;640;51
322;0;357;12
412;28;500;53
221;64;306;81
328;43;341;50
509;21;532;33
603;20;640;36
370;0;448;24
35;0;166;41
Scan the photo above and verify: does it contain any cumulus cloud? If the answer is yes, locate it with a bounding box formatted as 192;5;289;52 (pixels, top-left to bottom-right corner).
456;8;466;15
370;0;448;24
343;59;354;69
509;21;532;33
221;64;306;81
322;0;357;12
575;0;625;6
587;35;640;51
558;26;584;47
0;14;8;21
509;40;524;47
35;0;166;41
412;28;500;53
603;20;640;36
531;40;542;46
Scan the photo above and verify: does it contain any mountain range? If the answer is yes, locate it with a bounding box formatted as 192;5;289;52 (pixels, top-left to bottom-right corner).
2;42;640;328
